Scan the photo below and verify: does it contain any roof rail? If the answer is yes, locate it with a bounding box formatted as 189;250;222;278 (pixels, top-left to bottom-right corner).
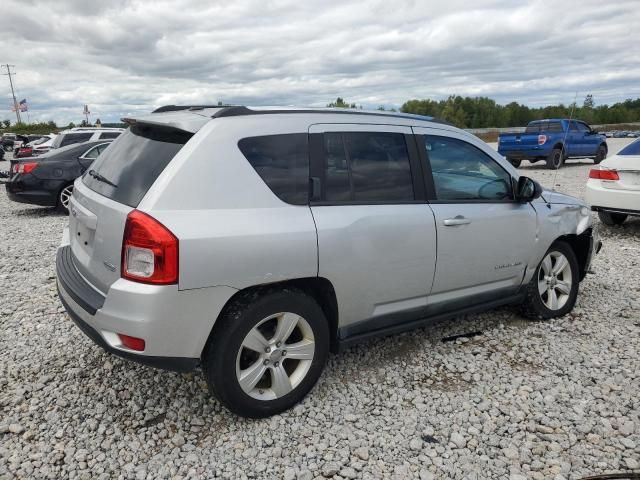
152;105;236;113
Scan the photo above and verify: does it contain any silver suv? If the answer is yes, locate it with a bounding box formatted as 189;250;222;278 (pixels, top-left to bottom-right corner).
56;106;600;417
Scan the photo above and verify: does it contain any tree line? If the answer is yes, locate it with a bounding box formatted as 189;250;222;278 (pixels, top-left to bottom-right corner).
330;95;640;129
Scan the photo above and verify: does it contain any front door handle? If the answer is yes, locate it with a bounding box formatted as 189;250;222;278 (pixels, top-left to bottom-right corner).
443;215;471;226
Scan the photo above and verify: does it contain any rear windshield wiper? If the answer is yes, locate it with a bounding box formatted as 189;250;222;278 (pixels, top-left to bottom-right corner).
88;169;118;188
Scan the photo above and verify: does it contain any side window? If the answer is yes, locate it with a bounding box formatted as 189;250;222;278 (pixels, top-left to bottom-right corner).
547;122;563;133
60;133;92;147
424;135;513;202
238;133;309;205
82;145;101;159
576;122;590;133
100;132;121;139
569;121;580;132
323;132;414;203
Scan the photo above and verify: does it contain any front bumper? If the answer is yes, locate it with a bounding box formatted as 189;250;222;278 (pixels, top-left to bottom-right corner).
56;238;238;372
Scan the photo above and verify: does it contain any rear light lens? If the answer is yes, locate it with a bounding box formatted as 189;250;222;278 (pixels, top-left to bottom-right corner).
538;134;547;145
589;168;619;180
121;210;178;284
118;333;145;351
17;162;38;174
18;147;33;157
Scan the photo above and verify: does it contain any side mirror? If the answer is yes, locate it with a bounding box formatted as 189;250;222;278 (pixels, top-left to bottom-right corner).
516;176;542;202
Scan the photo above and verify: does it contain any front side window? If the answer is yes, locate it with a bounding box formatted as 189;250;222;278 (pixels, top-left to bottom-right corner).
238;133;309;205
322;132;414;203
576;122;590;133
424;135;513;201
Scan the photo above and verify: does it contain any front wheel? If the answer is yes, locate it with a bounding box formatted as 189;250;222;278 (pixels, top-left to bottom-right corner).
57;184;73;214
521;241;579;320
594;145;607;164
598;211;627;226
203;289;329;418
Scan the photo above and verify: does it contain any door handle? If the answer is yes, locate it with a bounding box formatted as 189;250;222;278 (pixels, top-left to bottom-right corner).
443;215;471;226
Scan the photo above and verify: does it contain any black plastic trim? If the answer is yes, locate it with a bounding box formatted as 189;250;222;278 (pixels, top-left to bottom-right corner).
56;246;105;315
591;206;640;216
337;290;524;350
57;285;199;373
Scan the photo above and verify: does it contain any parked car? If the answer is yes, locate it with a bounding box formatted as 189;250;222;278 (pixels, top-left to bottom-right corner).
27;134;57;156
498;119;608;169
50;127;124;150
585;138;640;226
13;134;46;155
56;106;600;418
6;140;112;213
1;133;17;151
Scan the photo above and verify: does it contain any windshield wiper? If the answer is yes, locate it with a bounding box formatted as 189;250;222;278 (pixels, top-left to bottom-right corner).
88;169;118;188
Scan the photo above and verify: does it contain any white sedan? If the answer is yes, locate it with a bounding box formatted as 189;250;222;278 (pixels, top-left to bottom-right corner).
585;138;640;225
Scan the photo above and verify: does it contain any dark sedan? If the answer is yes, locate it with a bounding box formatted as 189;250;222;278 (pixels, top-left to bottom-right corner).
6;139;112;214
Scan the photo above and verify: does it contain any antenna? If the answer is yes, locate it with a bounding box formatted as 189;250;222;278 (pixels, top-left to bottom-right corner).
2;64;22;124
552;91;578;192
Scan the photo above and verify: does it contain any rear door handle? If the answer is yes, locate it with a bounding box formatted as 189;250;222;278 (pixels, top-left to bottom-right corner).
443;215;471;226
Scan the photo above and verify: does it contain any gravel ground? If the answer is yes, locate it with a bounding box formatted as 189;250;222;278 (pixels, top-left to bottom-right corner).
1;139;639;480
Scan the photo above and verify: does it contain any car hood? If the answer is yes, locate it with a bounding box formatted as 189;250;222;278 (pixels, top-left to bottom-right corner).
539;189;586;206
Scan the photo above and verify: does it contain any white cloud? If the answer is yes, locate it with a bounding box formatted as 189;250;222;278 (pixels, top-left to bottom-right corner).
1;0;639;124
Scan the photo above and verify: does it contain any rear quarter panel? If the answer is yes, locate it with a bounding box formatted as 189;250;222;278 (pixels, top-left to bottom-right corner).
139;116;319;291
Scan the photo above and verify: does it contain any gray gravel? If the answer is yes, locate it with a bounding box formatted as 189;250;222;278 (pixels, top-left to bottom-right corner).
1;139;639;479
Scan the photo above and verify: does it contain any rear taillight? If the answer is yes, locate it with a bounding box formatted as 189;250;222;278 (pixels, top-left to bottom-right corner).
17;162;38;174
118;333;146;351
121;210;178;284
538;134;547;145
589;168;619;181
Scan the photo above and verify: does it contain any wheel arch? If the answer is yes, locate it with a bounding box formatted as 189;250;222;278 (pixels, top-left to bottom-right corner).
204;276;340;357
554;229;593;281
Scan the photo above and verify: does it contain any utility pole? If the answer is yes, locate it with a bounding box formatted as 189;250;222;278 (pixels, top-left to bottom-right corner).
2;64;22;124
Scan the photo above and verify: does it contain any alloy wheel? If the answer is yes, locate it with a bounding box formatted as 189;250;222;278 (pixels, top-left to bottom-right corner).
236;312;315;400
538;251;573;310
60;185;73;210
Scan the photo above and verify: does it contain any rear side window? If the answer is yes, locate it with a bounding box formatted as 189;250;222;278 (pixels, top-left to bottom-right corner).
547;121;563;132
99;132;121;139
238;134;309;205
83;125;191;207
60;133;92;147
525;122;545;133
618;139;640;156
322;132;414;203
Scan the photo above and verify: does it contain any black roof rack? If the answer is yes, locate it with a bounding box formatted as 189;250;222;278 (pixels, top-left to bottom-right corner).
151;104;452;126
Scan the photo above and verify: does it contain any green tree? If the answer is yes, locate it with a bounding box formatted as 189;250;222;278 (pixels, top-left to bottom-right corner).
68;122;76;129
2;119;10;129
327;97;358;109
583;94;594;108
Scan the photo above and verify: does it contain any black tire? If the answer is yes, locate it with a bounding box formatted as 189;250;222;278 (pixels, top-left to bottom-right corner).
507;158;522;168
546;147;564;170
598;211;627;226
57;183;74;214
203;288;329;418
594;145;607;164
520;241;579;320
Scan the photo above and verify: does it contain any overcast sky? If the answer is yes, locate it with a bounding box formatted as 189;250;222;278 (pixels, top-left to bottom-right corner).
1;0;640;124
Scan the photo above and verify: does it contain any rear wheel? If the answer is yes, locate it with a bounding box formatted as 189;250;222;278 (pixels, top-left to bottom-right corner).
507;158;522;168
57;184;73;214
521;241;579;320
598;211;627;226
203;289;329;418
594;145;607;164
546;148;564;170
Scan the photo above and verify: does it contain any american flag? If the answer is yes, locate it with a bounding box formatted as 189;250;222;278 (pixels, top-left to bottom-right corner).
10;99;28;112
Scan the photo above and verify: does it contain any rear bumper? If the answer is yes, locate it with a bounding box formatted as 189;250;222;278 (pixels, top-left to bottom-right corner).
5;183;58;206
585;180;640;215
56;240;238;372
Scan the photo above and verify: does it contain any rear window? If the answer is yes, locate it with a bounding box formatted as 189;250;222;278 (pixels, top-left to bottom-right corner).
59;133;93;147
99;132;121;139
525;122;545;133
83;125;191;207
525;121;564;133
618;139;640;156
238;133;309;205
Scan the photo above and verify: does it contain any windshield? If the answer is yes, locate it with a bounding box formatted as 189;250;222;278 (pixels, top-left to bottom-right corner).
82;124;192;207
618;139;640;156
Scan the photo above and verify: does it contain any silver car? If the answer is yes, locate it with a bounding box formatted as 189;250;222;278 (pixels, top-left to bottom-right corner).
56;106;600;417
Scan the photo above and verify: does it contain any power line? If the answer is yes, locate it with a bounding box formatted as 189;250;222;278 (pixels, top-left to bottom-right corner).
2;64;22;124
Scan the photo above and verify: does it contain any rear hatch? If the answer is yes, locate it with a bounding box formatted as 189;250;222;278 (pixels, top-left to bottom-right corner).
68;122;194;294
